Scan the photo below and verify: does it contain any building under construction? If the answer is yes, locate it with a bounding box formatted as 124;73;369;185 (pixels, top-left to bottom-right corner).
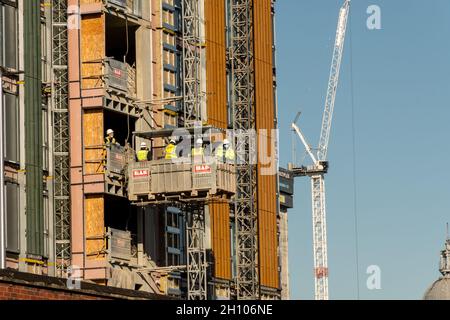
0;0;292;300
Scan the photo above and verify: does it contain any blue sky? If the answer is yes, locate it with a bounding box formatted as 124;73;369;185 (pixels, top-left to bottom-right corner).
276;0;450;299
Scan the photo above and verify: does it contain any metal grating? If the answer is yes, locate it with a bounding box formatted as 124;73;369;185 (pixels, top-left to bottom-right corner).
230;0;259;300
52;0;71;277
185;203;207;299
182;0;207;300
182;0;203;127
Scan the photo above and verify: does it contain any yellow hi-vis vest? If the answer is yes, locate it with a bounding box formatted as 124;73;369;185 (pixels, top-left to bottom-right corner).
216;146;235;162
137;149;149;162
191;147;204;157
165;144;177;159
104;136;117;146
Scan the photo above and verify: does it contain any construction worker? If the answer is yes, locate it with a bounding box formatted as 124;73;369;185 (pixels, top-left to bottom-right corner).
191;138;204;163
164;138;178;160
136;142;151;162
104;129;119;147
102;129;119;172
215;139;235;163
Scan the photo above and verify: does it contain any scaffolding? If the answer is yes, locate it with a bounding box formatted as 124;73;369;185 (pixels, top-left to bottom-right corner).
230;0;259;299
182;0;203;127
182;0;207;299
52;0;71;277
185;203;207;300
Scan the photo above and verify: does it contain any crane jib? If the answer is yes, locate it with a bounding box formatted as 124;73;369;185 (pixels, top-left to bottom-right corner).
317;0;350;162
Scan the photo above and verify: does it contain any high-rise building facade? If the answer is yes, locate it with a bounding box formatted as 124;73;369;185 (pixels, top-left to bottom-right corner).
0;0;288;300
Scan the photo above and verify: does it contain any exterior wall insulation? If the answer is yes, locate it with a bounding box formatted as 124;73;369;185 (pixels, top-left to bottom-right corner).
254;0;279;290
205;0;231;281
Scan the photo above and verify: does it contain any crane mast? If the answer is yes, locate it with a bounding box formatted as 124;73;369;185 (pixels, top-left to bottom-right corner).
290;0;350;300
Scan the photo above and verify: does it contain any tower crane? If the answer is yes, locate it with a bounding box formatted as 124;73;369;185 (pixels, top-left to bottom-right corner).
289;0;351;300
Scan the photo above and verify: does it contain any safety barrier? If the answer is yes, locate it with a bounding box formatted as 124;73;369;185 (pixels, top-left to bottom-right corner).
128;160;236;201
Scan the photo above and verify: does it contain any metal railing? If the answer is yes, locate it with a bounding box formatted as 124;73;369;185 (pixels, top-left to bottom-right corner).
82;58;137;98
127;160;236;201
106;227;137;261
104;58;137;98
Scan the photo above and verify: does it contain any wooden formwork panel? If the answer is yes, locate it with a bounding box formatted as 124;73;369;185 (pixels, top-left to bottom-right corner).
209;201;231;280
81;13;105;89
254;0;279;290
85;195;106;260
83;109;104;174
205;0;227;129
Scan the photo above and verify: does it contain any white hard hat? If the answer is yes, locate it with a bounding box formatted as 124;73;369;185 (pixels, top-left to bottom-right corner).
196;138;203;145
106;129;114;135
140;142;147;148
223;139;230;145
169;138;176;144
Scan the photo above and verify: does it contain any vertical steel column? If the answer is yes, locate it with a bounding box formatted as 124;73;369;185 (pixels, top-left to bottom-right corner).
185;203;207;299
230;0;259;300
52;0;71;277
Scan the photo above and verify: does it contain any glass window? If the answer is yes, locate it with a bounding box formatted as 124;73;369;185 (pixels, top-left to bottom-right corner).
42;106;49;170
5;182;19;252
4;92;18;162
165;207;182;266
3;3;17;70
43;194;49;258
41;21;48;83
226;69;233;127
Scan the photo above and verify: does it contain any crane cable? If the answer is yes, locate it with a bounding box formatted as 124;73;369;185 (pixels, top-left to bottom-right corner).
348;7;361;300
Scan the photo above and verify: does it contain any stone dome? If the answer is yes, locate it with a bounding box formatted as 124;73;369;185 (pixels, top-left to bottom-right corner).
423;276;450;300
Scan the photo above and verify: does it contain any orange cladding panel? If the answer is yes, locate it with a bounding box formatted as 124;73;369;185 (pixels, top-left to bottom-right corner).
210;202;232;280
205;0;228;129
206;1;231;281
254;0;279;290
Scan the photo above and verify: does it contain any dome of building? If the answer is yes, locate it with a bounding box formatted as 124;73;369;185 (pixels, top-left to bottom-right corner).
423;235;450;300
424;276;450;300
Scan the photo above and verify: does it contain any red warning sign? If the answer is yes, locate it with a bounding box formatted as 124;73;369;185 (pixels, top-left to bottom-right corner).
132;169;149;178
113;68;122;77
193;165;212;174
